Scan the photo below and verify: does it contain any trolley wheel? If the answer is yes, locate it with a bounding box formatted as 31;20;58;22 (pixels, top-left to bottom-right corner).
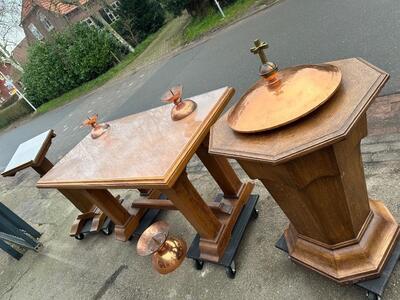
251;209;259;220
194;259;204;270
225;261;236;279
75;233;84;240
101;225;113;236
34;242;43;251
366;291;381;300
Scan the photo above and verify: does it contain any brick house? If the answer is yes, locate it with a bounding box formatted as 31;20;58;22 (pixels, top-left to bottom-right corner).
21;0;121;45
11;38;29;66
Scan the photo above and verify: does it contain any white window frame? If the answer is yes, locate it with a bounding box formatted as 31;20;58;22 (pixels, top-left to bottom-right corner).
28;23;44;40
103;7;119;23
110;1;120;10
82;17;98;28
38;13;54;32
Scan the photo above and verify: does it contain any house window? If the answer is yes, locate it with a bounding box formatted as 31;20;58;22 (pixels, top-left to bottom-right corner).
82;17;97;28
110;1;120;10
103;7;118;23
38;13;54;31
28;23;44;40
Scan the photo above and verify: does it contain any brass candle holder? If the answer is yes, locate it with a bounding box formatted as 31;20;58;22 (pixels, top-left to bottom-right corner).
137;221;187;275
83;114;110;139
161;85;197;121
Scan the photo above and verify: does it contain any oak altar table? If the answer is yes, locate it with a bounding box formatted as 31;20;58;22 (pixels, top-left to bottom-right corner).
209;58;400;284
1;130;113;239
37;87;255;265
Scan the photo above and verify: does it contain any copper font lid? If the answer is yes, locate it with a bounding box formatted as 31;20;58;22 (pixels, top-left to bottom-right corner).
227;40;342;133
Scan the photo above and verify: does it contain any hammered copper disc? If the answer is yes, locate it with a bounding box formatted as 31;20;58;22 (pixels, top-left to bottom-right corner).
151;237;187;275
227;64;342;133
137;221;169;256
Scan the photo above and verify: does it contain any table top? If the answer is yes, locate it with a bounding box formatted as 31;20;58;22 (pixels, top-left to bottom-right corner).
209;58;388;165
37;87;234;189
2;130;55;177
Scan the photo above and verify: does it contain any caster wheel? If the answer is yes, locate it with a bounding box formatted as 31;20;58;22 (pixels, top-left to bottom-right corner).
102;224;113;236
194;259;204;270
101;228;112;235
34;242;43;251
251;209;259;220
75;233;84;240
225;261;236;279
366;292;380;300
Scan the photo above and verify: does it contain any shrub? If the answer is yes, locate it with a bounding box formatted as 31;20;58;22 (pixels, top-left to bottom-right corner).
22;23;125;107
0;99;32;129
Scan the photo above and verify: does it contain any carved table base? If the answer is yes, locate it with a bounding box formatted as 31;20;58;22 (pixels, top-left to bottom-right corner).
198;182;254;262
131;141;255;263
187;194;259;278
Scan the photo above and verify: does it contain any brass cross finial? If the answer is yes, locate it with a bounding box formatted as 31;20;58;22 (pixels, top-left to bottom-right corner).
251;39;269;64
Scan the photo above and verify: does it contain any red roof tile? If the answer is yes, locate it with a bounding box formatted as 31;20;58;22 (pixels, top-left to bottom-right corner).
21;0;88;20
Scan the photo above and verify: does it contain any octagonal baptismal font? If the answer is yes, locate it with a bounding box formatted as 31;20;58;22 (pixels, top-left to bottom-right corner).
209;40;399;283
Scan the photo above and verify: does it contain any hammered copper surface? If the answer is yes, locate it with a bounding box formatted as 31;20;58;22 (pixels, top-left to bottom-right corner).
227;64;342;133
37;87;233;189
210;58;388;164
137;221;187;274
151;236;187;275
137;221;169;256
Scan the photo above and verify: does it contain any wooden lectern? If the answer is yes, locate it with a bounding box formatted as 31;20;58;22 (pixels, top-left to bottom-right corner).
0;130;111;239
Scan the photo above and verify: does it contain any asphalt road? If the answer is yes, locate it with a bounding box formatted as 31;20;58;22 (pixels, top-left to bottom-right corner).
1;0;400;170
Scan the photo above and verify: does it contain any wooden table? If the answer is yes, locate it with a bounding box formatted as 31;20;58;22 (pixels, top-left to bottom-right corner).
209;58;400;283
38;87;254;263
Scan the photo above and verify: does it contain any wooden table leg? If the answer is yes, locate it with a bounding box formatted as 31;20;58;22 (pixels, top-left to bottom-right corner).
32;157;53;177
165;172;254;262
77;189;146;241
165;172;222;240
196;138;242;198
58;189;95;213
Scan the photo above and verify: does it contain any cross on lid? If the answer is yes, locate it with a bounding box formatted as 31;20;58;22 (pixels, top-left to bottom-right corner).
250;39;269;64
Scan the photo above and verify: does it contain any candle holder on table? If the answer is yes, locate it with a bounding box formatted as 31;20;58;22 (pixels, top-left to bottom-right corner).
161;85;197;121
83;114;110;139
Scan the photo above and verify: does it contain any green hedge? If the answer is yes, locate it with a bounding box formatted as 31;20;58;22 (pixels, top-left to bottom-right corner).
22;23;126;108
0;99;33;129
